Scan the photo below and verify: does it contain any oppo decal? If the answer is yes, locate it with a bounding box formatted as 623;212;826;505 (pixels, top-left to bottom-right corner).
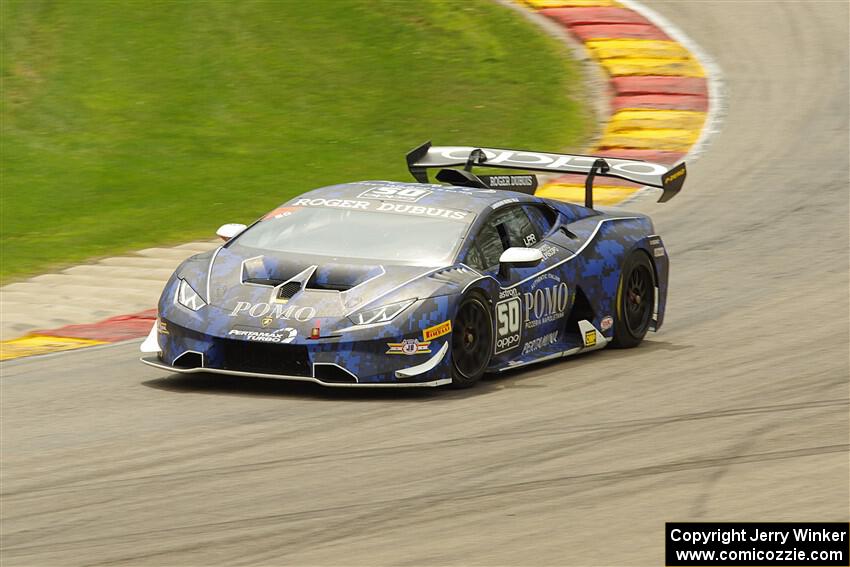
436;147;667;176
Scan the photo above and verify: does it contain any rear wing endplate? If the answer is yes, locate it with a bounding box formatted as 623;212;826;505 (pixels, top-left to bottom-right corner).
406;141;686;206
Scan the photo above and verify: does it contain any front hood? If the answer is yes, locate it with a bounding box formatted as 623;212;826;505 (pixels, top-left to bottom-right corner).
193;247;475;327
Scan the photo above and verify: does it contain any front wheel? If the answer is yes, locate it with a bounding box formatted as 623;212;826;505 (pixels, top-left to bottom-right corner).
450;294;493;388
611;251;655;348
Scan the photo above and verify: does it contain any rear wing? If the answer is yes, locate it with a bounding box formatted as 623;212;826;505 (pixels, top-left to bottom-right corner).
406;141;686;206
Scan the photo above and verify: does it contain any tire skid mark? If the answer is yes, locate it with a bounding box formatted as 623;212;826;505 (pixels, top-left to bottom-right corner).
3;398;845;499
3;443;846;558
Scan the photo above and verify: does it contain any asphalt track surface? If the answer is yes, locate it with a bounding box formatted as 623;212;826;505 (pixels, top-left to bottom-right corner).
2;2;848;565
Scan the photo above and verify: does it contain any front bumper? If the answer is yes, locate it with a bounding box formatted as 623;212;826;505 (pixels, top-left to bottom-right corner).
140;319;453;388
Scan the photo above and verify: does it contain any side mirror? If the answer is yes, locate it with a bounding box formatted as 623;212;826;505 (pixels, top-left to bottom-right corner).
498;247;544;277
216;223;247;241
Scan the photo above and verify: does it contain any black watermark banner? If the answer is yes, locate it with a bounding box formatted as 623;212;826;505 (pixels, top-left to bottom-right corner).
666;522;849;566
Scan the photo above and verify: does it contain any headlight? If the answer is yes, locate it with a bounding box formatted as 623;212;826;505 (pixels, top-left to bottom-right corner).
347;298;416;326
176;279;206;311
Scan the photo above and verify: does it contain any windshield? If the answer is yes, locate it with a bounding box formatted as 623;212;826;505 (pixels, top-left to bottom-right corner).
233;204;474;266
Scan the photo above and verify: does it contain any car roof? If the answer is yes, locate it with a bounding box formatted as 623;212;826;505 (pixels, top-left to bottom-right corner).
288;180;540;215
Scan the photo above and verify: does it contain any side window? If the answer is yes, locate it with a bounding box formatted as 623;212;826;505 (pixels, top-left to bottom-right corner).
497;206;540;248
524;204;557;237
474;222;505;269
466;244;485;271
465;206;541;270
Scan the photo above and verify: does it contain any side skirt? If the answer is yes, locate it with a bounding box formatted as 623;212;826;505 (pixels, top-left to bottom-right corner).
495;320;609;372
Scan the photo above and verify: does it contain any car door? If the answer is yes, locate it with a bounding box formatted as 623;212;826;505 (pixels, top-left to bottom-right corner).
464;204;571;360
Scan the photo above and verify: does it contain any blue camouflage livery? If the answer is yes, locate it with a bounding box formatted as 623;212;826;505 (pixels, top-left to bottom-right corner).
140;178;670;387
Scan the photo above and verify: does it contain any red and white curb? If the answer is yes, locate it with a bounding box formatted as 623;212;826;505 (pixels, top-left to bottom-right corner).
0;242;219;361
518;0;722;205
0;0;721;362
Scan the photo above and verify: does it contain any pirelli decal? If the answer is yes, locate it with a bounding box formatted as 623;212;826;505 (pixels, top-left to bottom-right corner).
663;167;685;185
423;320;452;341
662;163;687;190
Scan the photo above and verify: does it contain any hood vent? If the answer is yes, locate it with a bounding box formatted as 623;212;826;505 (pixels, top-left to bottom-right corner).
305;264;385;293
306;281;354;292
244;277;286;287
241;256;313;287
276;281;303;302
269;265;316;303
238;256;386;295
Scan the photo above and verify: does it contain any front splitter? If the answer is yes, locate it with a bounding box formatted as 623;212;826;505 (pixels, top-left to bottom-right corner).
139;356;452;388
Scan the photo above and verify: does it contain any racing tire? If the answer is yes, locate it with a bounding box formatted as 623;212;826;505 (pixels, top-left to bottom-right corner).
611;250;655;349
449;293;493;388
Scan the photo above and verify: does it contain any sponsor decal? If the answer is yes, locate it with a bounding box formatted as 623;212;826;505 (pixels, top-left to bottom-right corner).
522;330;558;355
584;330;597;347
228;328;297;344
600;315;613;331
430;185;496;195
495;297;522;354
230;301;317;322
436;147;668;176
663;166;685;184
499;287;519;300
291;197;469;221
540;243;558;260
261;316;273;328
263;206;300;220
375;202;468;220
523;233;537;246
358;185;432;203
157;320;169;335
423;320;452;341
292;198;370;209
386;338;431;355
654;247;665;257
491;197;519;210
524;274;569;330
479;174;537;191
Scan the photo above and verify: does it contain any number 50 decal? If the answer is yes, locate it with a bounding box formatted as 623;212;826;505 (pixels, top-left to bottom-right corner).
357;186;432;203
495;297;522;354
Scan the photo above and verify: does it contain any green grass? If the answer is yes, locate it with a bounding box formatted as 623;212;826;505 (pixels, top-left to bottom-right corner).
0;0;590;282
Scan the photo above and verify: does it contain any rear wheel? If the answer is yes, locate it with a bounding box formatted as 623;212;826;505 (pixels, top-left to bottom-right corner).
611;251;655;348
450;294;493;388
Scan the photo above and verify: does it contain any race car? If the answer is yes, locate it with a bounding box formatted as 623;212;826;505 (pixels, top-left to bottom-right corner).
140;143;686;388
